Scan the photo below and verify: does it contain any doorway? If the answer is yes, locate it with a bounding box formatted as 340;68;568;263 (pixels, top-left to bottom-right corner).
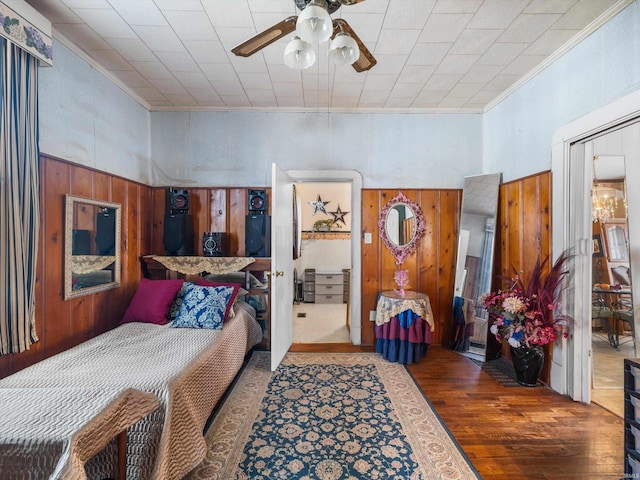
292;182;352;344
551;90;640;401
286;169;363;345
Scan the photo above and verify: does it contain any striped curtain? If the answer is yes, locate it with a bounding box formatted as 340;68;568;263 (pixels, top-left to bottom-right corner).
0;36;40;354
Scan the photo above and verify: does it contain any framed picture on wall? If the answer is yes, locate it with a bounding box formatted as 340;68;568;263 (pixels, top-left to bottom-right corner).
593;234;604;257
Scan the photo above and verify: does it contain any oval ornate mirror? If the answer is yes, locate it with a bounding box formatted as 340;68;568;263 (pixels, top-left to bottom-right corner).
64;195;121;300
378;192;425;265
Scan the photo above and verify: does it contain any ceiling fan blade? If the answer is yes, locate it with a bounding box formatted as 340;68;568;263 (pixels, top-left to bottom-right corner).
231;16;297;57
332;19;376;72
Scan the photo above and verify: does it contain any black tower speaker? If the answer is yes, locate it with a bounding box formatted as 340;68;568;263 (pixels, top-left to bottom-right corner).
248;189;267;214
95;208;116;255
163;213;194;256
245;214;271;257
166;187;189;214
203;232;228;257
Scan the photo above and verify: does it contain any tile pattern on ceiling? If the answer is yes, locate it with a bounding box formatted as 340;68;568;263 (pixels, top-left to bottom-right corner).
25;0;623;112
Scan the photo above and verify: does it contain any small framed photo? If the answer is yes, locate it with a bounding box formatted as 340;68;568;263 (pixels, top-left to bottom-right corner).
592;234;604;257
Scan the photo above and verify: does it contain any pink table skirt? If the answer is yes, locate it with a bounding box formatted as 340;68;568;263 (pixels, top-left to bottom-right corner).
375;310;432;364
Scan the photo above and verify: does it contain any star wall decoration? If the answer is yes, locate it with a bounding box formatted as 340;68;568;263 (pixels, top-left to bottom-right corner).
309;195;330;215
329;204;349;225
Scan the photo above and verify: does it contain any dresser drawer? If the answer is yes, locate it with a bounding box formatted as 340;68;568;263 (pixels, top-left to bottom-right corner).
316;293;343;304
316;273;342;285
316;283;342;295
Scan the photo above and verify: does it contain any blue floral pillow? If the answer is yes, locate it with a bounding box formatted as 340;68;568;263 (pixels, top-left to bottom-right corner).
168;281;193;322
171;283;236;329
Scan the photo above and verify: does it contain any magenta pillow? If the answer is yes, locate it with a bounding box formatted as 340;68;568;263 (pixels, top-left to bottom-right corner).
196;279;241;322
121;278;184;325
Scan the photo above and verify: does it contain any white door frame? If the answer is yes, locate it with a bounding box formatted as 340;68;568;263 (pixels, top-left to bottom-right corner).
287;169;363;344
551;88;640;400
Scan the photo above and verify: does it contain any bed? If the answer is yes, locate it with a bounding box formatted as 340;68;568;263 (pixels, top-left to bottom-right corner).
0;282;263;480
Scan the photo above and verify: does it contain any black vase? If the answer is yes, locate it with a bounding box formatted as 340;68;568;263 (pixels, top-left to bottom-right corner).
510;344;544;386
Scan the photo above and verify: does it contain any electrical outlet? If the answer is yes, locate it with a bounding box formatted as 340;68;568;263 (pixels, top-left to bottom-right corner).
369;310;376;321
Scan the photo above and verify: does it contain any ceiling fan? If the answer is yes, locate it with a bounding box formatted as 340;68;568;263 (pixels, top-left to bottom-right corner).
231;0;376;72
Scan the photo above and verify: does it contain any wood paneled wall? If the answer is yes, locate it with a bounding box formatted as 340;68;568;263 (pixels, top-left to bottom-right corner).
360;189;462;346
0;167;552;379
489;171;553;380
0;155;153;379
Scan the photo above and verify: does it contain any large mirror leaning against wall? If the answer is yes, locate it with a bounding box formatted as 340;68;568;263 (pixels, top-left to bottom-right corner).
449;173;502;362
64;195;121;300
378;192;426;266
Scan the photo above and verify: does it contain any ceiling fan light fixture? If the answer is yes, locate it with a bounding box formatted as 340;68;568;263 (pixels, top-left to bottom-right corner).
284;36;316;69
328;32;359;65
296;0;333;44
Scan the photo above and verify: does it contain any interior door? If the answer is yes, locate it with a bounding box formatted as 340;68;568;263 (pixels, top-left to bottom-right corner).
271;163;294;371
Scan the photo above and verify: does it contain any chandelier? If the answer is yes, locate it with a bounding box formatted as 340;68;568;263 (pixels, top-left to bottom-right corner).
592;182;619;223
283;0;359;70
592;155;627;223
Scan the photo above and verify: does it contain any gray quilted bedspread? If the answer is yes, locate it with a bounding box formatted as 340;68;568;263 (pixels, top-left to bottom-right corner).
0;301;262;480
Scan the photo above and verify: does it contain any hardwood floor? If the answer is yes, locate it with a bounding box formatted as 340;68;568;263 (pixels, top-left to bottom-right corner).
289;342;624;479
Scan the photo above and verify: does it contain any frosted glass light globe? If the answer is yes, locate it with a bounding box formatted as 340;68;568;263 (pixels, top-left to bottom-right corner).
296;2;333;45
284;37;316;69
328;32;359;65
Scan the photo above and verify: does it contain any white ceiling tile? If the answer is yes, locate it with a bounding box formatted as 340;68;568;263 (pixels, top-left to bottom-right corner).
112;69;152;88
239;72;272;89
469;89;501;103
522;29;578;55
108;1;167;26
130;86;169;101
389;82;425;97
166;11;217;41
339;0;389;14
61;0;110;8
332;82;366;96
432;0;483;14
447;82;484;98
499;14;562;43
148;78;187;95
216;26;263;51
434;54;480;75
221;95;252;106
375;29;421;55
523;0;578;14
407;43;452;66
201;63;239;82
340;13;385;44
438;96;470;107
385;96;414;108
247;0;295;14
383;0;436;29
278;96;306;107
424;74;462;91
106;38;157;62
450;29;503;55
467;0;529;29
414;89;448;106
476;43;528;66
246;89;276;103
174;71;212;89
27;0;82;24
500;55;546;75
183;40;228;63
484;74;521;90
154;0;204;11
165;94;199;107
214;81;245;96
72;8;137;39
419;14;473;43
552;0;616;30
155;51;200;72
397;65;436;83
202;0;253;28
358;90;388;106
272;82;303;97
228;54;268;73
189;88;223;102
367;54;407;75
133;25;184;52
363;75;397;90
130;61;174;80
460;64;502;83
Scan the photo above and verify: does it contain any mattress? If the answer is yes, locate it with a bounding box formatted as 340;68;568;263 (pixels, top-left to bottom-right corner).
0;300;262;480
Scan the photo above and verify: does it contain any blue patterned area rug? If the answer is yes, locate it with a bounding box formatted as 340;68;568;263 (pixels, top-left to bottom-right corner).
186;352;479;480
